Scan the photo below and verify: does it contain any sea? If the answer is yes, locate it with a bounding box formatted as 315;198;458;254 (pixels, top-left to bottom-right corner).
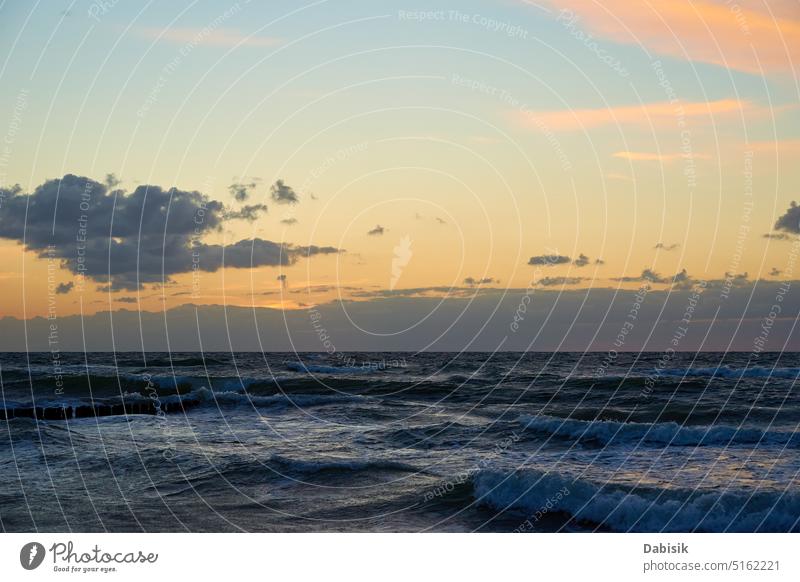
1;351;798;532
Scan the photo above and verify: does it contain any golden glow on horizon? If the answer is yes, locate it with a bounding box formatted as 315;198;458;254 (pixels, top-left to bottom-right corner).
0;1;798;319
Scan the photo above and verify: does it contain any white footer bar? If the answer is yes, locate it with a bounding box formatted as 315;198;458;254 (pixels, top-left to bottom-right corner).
1;533;795;581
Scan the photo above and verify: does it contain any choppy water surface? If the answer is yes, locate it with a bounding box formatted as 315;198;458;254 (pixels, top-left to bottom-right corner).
1;351;798;532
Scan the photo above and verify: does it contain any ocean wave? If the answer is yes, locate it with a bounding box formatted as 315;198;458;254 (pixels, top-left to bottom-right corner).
556;375;711;393
167;386;364;409
147;454;423;494
360;420;484;449
143;355;229;367
285;362;371;375
518;414;800;447
15;368;526;400
561;404;728;425
658;365;800;379
473;468;800;532
0;385;364;421
267;454;420;476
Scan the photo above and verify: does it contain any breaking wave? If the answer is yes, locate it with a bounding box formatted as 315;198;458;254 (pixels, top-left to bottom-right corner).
473;468;800;532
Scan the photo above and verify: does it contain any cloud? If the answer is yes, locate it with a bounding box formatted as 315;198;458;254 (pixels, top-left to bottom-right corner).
464;277;497;286
228;181;258;202
529;254;571;266
718;271;750;289
280;217;298;226
518;99;748;131
139;27;281;48
290;284;367;295
573;253;590;267
225;203;268;221
613;268;672;284
270;180;299;205
763;232;794;241
537;276;586;286
193;239;340;272
673;271;749;292
104;173;121;189
350;286;503;300
654;242;680;251
613;151;711;162
774;201;800;233
367;225;386;236
9;281;800;352
633;269;664;283
55;282;74;294
0;175;339;291
546;0;800;75
672;269;690;284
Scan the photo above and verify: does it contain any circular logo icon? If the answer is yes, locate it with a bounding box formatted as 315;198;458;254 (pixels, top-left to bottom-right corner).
20;542;46;570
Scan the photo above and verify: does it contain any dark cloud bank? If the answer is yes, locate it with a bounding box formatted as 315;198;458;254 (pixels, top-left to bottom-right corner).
3;282;799;351
0;174;339;291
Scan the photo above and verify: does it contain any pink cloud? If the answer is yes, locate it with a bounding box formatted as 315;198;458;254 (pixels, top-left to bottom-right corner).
517;99;749;131
546;0;800;75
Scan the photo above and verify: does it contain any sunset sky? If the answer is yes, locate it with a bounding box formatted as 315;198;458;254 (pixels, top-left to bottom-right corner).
1;0;799;322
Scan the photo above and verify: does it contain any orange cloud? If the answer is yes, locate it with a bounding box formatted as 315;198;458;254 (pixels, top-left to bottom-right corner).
140;27;281;48
613;151;712;161
547;0;800;75
517;99;748;131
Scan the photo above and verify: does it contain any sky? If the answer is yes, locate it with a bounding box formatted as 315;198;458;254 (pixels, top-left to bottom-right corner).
0;0;799;350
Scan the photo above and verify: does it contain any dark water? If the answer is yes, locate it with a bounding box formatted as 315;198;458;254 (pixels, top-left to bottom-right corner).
1;351;798;532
